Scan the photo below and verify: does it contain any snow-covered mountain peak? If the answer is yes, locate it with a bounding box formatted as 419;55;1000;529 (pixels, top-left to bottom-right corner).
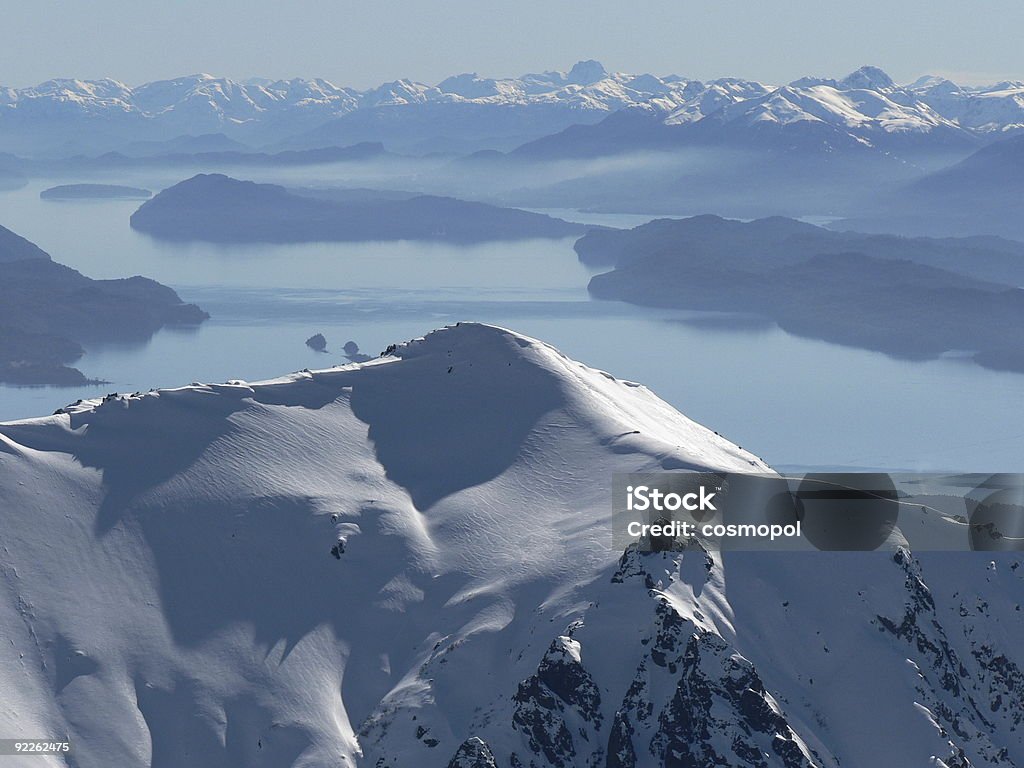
566;59;610;85
15;322;764;522
0;323;766;654
909;74;961;93
1;324;1022;767
380;322;764;471
789;75;839;88
987;79;1024;91
623;72;675;95
361;78;432;106
436;72;504;98
838;65;896;91
5;64;1024;155
31;77;131;96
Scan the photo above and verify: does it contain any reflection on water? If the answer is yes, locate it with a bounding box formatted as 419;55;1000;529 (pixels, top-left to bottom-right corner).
2;179;1023;471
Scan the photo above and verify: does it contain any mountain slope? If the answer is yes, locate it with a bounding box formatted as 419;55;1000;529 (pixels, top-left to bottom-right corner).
838;133;1024;239
909;132;1024;199
0;324;1021;768
0;223;50;263
0;323;762;767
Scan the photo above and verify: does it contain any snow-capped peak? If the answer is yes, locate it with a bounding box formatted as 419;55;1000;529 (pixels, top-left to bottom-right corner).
789;75;839;88
566;59;610;86
1;324;1021;768
3;63;1024;155
436;72;503;98
838;65;896;91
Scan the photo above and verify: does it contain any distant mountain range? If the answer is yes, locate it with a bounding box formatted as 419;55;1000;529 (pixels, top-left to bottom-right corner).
512;66;1024;161
3;62;1023;156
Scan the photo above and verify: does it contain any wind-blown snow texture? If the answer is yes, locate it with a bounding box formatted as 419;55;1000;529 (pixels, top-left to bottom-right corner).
0;324;1021;768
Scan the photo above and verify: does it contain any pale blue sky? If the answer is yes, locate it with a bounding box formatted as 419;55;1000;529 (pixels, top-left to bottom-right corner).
4;0;1022;88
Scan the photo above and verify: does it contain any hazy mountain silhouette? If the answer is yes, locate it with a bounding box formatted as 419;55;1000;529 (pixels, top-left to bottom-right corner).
41;184;152;200
0;225;207;385
838;133;1024;239
580;215;1024;370
130;174;587;244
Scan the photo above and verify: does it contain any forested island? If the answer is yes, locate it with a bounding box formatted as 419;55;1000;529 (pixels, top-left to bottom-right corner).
578;216;1024;371
130;174;586;244
41;183;152;200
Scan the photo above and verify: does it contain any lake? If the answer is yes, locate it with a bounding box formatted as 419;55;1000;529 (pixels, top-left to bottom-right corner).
2;174;1023;472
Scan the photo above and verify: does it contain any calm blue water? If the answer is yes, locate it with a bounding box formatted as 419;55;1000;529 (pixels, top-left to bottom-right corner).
2;176;1023;471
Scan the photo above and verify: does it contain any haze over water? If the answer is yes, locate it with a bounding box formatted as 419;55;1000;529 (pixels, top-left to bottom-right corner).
2;175;1022;472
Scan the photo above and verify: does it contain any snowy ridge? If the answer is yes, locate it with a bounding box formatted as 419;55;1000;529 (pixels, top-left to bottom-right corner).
0;324;1021;767
4;63;1024;154
909;76;1024;134
711;79;957;135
